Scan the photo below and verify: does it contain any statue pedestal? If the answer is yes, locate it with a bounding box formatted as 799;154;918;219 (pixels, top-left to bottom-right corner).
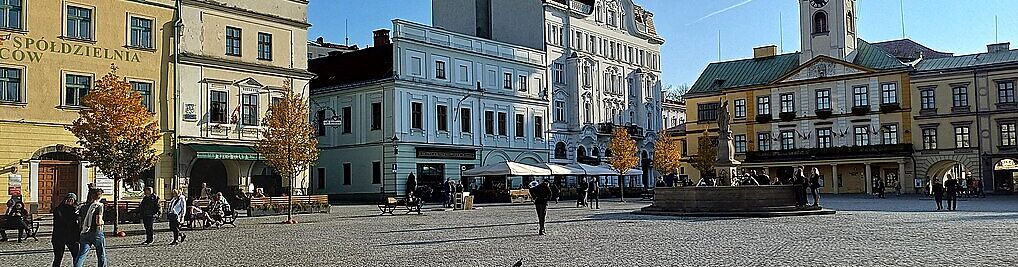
715;165;739;186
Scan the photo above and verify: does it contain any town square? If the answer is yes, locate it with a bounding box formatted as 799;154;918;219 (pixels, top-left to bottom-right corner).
2;0;1018;266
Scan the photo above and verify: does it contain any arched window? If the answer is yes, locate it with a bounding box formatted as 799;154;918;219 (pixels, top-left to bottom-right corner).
582;63;592;87
813;12;828;34
584;102;592;123
846;12;854;32
576;146;587;160
554;142;567;159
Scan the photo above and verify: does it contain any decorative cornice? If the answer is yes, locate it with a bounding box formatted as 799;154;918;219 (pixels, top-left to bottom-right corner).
181;0;310;29
177;53;315;79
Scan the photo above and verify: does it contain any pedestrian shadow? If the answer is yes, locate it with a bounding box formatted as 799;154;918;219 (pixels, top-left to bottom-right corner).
0;242;174;256
377;233;534;247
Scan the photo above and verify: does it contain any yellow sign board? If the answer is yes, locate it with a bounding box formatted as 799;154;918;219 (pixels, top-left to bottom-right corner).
0;34;144;63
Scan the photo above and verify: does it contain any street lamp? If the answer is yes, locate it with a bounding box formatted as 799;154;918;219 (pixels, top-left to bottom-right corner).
389;134;400;196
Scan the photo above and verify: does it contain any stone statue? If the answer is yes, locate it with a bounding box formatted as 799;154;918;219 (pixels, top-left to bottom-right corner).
715;100;739;166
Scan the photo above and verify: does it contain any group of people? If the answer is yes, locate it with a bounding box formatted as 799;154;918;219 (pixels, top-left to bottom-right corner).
791;167;823;207
46;187;108;267
2;193;33;242
574;177;600;209
932;176;963;211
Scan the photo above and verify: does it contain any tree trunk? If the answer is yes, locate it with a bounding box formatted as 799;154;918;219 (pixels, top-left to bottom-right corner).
618;174;625;202
113;180;120;234
287;172;294;222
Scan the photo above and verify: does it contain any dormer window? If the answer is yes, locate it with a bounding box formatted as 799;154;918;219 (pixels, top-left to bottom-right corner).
812;11;828;34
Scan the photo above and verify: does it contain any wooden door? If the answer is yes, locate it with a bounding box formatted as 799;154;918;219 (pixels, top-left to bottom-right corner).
54;165;79;206
38;165;57;212
39;163;79;211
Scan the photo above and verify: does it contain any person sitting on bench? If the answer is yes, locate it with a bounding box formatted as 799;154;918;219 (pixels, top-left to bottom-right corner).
3;201;32;241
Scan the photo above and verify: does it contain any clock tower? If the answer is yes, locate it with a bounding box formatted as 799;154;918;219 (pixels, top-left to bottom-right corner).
800;0;858;64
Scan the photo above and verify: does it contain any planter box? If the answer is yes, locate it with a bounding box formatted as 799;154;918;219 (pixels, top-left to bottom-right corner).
779;112;796;121
755;114;772;123
851;106;869;116
814;109;832;119
880;103;901;113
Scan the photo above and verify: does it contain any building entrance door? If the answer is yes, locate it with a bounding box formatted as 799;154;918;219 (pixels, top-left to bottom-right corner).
38;162;79;211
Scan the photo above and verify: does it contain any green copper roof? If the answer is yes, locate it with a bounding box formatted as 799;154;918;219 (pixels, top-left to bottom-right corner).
915;49;1018;71
688;39;907;96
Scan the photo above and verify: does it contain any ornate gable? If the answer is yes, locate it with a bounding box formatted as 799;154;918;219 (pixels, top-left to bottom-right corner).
776;56;872;83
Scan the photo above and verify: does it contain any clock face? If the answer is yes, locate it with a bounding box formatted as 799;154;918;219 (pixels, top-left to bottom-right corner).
811;0;828;8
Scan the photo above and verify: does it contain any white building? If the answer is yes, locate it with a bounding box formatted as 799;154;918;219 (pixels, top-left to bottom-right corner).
308;36;358;60
308;20;550;201
662;99;686;130
433;0;666;186
175;0;313;198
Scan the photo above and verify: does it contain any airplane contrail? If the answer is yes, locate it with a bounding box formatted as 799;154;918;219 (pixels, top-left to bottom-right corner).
686;0;756;26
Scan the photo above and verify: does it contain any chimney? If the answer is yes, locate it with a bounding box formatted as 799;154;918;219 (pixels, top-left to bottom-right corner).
373;29;391;47
753;45;778;59
987;42;1010;53
316;36;324;45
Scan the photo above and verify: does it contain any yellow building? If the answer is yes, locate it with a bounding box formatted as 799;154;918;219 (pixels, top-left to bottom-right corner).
0;0;175;211
678;0;915;194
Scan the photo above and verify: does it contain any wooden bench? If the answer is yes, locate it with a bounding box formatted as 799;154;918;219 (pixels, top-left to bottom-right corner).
377;197;424;215
509;189;531;203
0;214;39;242
247;195;331;217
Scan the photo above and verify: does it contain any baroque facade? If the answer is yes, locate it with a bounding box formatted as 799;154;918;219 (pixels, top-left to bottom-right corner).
0;0;176;210
308;20;550;201
433;0;665;187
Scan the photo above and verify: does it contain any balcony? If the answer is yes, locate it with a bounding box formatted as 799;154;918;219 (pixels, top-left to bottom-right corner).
814;109;832;119
596;123;645;139
851;106;870;116
880;103;902;113
744;144;913;163
755;114;772;123
778;112;796;122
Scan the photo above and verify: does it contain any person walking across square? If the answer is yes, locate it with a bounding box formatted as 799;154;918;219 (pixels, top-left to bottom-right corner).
945;176;958;211
75;189;107;267
587;178;600;209
932;181;945;211
808;168;822;207
139;187;160;245
51;193;80;267
167;189;187;245
576;177;587;208
530;180;553;235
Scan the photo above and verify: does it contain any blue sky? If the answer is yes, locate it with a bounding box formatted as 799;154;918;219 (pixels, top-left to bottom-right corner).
309;0;1018;87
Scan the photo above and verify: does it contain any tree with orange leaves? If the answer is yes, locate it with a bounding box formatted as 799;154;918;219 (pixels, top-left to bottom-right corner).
69;64;161;235
255;80;319;224
608;127;639;201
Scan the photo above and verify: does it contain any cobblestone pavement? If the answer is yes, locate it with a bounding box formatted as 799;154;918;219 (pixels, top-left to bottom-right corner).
3;195;1018;266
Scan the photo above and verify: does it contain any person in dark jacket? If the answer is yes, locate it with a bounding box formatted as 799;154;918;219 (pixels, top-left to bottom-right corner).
139;187;160;245
549;182;560;204
792;167;808;207
932;181;945;210
945;176;958;211
808;168;822;207
530;180;553;235
405;173;418;199
52;193;81;267
587;178;600;209
576;177;588;208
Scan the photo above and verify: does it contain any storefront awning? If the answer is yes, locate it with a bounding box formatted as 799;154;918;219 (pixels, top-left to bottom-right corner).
191;144;264;161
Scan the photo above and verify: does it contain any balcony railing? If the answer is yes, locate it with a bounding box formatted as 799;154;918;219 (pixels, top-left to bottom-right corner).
596;123;645;139
744;144;913;163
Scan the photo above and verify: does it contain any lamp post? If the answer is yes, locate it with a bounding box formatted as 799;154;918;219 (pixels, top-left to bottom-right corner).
390;134;400;196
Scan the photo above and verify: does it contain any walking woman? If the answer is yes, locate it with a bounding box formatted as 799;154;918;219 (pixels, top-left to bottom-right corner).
932;181;945;211
74;189;106;267
576;177;588;208
167;189;187;245
808;168;822;207
52;193;81;267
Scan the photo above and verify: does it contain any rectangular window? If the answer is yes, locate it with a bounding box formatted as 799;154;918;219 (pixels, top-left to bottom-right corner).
241;93;259;126
882;124;898;145
552;63;564;84
316;168;326;190
342;163;351;185
370;102;381;130
554;101;565;122
854;126;870;146
816;128;832;149
534;116;544;139
853;86;869;107
210;90;228;123
780;93;795;113
64;74;91;107
226;27;242;56
757;96;770;115
411;102;423;130
780;131;795;150
955;126;970;148
66;6;93;40
129;17;153;49
999;81;1016;103
733;99;746;118
484;111;494;135
757;133;771;151
922;128;938;150
457;65;469;82
461;108;471;133
503;73;513;89
518;75;528;92
128;82;153;109
514;114;525;137
341;106;351;133
410;57;423;76
881;83;898;104
436;105;448;132
372;161;381;184
485;70;496;87
734;135;746;153
435;61;447;79
815;89;831;110
0;67;21;102
953;86;969;107
1;0;23;29
697;102;720;122
257;32;273;60
497;112;507;136
920;89;936;110
1002;123;1017;147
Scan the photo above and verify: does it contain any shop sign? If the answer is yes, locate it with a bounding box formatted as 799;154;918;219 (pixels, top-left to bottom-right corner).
8;174;21;195
183;103;198;121
415;147;476;160
0;34;144;63
995;159;1018;170
94;177;115;194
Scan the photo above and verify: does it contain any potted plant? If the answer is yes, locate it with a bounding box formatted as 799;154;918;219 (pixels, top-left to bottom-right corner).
852;106;869;116
815;109;832;119
779;112;796;121
755;114;773;123
880;103;901;113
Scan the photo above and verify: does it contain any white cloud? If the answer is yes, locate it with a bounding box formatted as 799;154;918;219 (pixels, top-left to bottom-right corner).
686;0;756;26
